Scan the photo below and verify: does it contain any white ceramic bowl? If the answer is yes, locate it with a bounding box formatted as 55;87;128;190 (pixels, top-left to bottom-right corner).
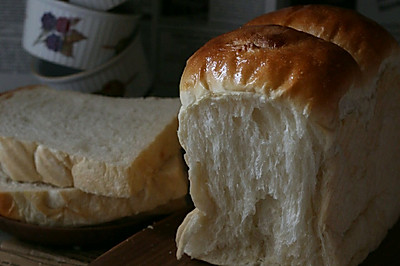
31;33;152;97
23;0;140;70
69;0;128;11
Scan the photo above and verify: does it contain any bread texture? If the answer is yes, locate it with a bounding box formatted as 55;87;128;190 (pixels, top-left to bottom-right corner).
0;155;187;227
176;5;400;266
0;86;183;198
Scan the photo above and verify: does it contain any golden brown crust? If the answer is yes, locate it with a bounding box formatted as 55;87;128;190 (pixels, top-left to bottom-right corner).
180;25;360;124
245;5;399;76
0;193;20;220
0;85;41;100
0;154;188;227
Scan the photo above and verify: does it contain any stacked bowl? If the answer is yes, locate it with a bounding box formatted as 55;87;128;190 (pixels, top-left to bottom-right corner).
23;0;151;97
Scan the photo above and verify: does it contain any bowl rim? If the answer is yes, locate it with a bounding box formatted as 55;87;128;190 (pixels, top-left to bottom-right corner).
0;213;166;247
69;0;129;11
31;32;142;83
28;0;140;20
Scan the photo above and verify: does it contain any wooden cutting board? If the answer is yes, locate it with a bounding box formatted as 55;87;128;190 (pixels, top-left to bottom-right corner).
91;208;400;265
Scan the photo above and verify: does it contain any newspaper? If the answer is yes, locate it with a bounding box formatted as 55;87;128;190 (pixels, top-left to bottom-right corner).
0;0;37;93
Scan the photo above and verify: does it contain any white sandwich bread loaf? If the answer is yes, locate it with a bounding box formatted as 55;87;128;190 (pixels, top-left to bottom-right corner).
175;5;400;266
0;86;186;198
0;155;187;227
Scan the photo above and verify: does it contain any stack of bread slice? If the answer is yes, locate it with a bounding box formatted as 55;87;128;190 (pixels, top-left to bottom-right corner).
0;86;188;227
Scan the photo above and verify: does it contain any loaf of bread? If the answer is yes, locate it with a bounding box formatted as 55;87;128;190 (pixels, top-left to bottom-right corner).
176;5;400;266
0;155;187;227
0;86;184;198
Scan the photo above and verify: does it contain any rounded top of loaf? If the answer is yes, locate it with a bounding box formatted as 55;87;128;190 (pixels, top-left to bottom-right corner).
245;5;399;77
180;24;361;126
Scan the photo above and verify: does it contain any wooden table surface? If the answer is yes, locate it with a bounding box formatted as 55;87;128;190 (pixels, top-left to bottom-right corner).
91;208;400;266
0;206;399;265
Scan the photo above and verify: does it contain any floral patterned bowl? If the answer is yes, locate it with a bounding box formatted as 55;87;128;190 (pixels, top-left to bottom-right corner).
22;0;140;70
31;33;152;97
68;0;128;11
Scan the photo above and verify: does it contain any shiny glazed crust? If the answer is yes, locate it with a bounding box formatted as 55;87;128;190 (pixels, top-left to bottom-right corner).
245;5;399;76
180;5;400;126
180;24;361;127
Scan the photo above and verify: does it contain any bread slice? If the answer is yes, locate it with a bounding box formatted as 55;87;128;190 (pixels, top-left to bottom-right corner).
176;5;400;266
0;155;187;227
0;86;183;198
